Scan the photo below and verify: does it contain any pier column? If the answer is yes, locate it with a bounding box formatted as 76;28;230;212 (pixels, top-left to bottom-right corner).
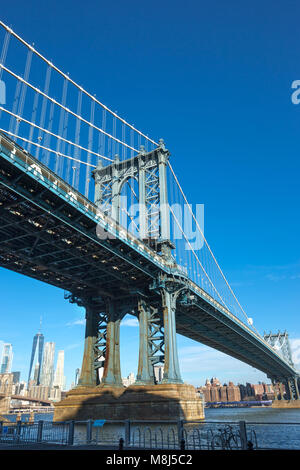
161;289;183;384
287;377;300;401
295;377;300;400
135;299;155;385
278;380;285;400
272;380;280;400
100;300;123;387
286;378;292;400
78;306;99;387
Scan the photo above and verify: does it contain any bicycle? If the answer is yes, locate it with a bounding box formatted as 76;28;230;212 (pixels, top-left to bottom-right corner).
211;425;239;450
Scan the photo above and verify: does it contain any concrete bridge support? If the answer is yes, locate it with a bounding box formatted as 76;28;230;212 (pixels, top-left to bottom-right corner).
135;300;155;385
271;376;300;409
101;301;122;388
0;396;10;414
161;289;183;384
53;287;204;422
53;141;204;422
77;305;99;387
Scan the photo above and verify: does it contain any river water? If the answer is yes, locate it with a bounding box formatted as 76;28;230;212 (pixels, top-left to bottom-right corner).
3;407;300;449
205;406;300;423
204;407;300;449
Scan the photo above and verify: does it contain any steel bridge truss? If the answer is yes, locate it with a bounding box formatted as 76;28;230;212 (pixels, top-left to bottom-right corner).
0;132;299;398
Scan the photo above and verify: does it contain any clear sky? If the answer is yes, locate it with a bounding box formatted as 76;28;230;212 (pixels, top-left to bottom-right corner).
0;0;300;389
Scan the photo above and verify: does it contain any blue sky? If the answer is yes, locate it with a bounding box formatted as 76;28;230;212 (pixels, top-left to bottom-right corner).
0;0;300;388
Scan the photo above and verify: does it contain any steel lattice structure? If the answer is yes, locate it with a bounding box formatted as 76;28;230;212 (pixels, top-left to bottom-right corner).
0;21;299;414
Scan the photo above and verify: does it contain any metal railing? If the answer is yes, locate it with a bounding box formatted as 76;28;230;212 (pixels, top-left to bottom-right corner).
74;420;258;450
73;419;300;450
0;419;299;449
0;420;72;446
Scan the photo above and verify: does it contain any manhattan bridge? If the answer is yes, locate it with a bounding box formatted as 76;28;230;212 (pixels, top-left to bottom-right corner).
0;21;298;420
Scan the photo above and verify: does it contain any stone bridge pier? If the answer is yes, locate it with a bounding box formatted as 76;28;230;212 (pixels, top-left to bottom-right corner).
271;376;300;409
0;396;11;415
53;281;204;422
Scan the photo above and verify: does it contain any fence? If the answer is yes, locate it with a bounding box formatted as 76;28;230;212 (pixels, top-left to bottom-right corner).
79;420;254;450
82;419;300;450
0;420;71;446
0;419;299;449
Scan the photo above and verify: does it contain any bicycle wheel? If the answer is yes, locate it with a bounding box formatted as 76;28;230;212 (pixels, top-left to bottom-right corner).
227;435;239;450
211;435;224;450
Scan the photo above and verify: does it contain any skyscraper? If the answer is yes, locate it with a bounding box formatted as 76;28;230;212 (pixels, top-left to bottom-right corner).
75;368;80;386
0;343;13;374
40;342;55;387
28;331;44;385
53;350;66;390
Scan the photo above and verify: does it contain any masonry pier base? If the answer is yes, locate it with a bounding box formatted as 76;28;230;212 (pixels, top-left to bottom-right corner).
272;399;300;409
53;384;205;422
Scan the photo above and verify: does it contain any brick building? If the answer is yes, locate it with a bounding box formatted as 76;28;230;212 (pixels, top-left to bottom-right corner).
197;378;274;403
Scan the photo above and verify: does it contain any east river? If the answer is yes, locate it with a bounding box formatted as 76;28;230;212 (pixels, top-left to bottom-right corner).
205;406;300;423
4;407;300;449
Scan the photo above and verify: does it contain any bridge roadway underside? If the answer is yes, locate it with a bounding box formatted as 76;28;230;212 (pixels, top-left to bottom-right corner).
0;133;297;381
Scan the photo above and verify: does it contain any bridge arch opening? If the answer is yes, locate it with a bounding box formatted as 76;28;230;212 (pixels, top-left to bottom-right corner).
119;176;140;238
119;313;139;386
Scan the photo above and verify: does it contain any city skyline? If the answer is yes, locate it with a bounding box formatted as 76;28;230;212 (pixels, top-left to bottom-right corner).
0;0;300;390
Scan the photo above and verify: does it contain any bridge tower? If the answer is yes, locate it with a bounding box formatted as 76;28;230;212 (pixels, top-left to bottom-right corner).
265;331;300;405
92;138;174;260
53;141;204;422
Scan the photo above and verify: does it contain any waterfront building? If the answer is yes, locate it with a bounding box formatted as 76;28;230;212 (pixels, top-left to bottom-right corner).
0;343;13;374
252;383;265;399
210;386;220;401
199;386;211;403
27;384;51;401
211;377;221;387
227;381;241;401
197;378;275;403
220;385;228;401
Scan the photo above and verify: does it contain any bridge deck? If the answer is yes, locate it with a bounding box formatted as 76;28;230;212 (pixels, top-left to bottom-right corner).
0;132;297;380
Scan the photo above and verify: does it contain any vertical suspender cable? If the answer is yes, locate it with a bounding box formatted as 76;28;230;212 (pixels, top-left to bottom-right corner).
85;99;95;198
0;30;10;120
14;49;32;137
55;77;68;177
36;65;52;160
73;89;82;189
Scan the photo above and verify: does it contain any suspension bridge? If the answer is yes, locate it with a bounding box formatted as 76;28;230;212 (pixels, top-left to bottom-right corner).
0;21;299;421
